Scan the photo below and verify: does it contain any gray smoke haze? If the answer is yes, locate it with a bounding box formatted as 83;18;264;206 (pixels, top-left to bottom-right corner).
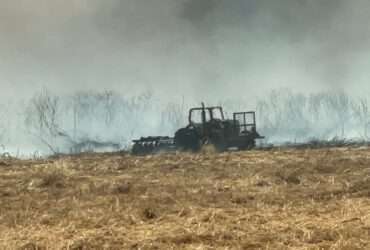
2;0;370;100
2;0;370;156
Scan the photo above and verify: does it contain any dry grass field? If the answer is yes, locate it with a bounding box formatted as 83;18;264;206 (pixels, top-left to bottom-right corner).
1;147;370;249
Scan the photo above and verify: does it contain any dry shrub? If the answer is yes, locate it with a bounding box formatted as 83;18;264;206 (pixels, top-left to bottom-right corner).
274;166;302;185
37;168;67;189
110;181;132;194
1;152;13;160
254;179;270;187
348;178;370;197
39;213;59;226
231;192;255;205
137;195;176;220
304;227;340;244
314;163;338;174
84;179;133;196
0;160;10;166
141;206;158;220
95;181;114;196
0;188;15;197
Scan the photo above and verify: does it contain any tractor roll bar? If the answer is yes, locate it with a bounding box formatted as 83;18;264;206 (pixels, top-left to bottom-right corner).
188;104;225;124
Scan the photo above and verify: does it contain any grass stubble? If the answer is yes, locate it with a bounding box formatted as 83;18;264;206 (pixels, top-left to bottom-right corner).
0;147;370;249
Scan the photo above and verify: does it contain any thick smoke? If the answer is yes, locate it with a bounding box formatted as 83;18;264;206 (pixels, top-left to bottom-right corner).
2;0;370;98
1;1;370;155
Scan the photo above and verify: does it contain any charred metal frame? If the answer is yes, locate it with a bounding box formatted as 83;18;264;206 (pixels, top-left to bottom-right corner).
188;104;225;124
132;103;264;155
233;112;257;133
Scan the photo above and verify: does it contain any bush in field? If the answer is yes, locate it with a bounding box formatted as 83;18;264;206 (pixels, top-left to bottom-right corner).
23;89;176;154
351;97;370;139
24;89;63;154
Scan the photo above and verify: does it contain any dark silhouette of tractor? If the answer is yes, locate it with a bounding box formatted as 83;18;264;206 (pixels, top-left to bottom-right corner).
132;103;264;155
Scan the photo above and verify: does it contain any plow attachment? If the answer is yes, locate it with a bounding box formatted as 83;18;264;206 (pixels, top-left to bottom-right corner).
132;136;176;155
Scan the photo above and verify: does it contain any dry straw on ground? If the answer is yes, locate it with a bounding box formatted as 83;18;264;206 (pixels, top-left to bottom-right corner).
1;148;370;249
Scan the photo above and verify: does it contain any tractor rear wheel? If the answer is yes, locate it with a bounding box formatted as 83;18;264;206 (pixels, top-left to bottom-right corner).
174;127;201;152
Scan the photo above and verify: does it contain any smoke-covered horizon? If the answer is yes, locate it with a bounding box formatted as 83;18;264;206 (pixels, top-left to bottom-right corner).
2;1;370;156
2;0;370;100
0;87;369;157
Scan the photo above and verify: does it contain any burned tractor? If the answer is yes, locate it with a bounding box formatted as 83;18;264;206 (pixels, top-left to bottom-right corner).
132;103;264;155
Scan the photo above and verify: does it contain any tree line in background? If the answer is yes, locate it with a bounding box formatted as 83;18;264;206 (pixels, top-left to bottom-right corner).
0;88;369;156
256;89;370;142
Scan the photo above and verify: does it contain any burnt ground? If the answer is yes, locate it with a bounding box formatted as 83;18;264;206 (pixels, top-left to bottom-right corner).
1;147;370;249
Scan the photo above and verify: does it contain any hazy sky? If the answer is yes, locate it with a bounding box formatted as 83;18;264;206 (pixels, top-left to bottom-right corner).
1;0;370;100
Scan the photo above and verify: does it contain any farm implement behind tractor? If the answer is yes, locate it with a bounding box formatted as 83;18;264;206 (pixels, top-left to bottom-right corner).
132;103;264;155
